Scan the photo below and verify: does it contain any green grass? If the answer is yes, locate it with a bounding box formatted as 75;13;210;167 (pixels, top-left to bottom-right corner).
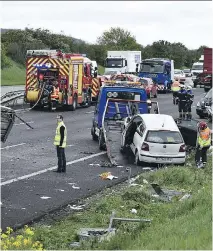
28;152;212;250
1;60;26;86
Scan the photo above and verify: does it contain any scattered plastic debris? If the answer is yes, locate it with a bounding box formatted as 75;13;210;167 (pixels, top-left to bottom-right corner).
130;208;137;214
21;208;26;210
69;242;80;247
56;189;65;192
142;167;152;171
99;172;118;180
68;204;85;210
72;185;80;189
40;196;51;200
143;179;149;184
117;165;124;168
179;194;191;201
68;183;76;185
152;194;160;198
89;163;101;166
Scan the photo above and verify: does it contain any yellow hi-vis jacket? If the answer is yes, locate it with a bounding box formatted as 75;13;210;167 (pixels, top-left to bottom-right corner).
171;81;181;92
54;121;67;148
198;128;211;148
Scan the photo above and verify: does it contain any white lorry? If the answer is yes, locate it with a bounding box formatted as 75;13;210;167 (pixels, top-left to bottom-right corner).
104;51;141;77
191;55;204;81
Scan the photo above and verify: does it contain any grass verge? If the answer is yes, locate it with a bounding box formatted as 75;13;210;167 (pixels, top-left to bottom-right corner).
1;60;26;86
2;153;212;250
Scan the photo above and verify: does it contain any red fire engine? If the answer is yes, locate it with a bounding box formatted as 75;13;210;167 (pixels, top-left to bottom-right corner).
25;50;101;111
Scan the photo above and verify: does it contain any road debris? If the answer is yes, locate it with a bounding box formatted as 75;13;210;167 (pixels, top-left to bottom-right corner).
68;204;85;210
179;193;191;201
40;196;51;200
56;189;65;192
72;185;80;189
130;208;137;214
99;172;118;180
143;179;149;184
89;163;101;166
69;242;80;247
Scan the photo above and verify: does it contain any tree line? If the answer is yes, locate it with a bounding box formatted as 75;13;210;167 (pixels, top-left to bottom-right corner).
1;27;208;70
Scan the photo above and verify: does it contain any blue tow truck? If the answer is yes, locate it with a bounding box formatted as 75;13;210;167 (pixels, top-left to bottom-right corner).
91;80;159;165
137;58;174;93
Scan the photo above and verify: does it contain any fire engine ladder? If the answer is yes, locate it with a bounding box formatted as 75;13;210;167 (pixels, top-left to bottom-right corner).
103;101;140;166
0;90;25;107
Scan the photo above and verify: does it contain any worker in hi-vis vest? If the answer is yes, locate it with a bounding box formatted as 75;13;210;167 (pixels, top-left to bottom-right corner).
171;77;181;105
54;114;67;173
195;121;212;168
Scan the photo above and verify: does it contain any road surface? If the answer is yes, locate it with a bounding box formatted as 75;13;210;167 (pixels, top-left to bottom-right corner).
0;88;207;230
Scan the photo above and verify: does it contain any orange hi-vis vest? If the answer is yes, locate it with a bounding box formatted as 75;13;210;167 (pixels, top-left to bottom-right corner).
171;81;180;92
51;87;59;99
198;128;211;147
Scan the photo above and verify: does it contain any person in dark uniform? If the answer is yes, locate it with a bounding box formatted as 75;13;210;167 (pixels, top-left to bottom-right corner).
185;86;194;120
177;85;187;120
53;114;67;173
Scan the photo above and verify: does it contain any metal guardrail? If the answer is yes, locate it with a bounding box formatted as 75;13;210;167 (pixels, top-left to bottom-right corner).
0;90;25;106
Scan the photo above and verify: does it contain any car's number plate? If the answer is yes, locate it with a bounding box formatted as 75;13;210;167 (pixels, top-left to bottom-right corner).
156;157;172;161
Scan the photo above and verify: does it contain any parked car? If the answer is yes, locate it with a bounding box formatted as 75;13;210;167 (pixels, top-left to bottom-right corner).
183;69;192;77
196;88;212;118
139;77;157;98
121;114;186;165
174;69;186;83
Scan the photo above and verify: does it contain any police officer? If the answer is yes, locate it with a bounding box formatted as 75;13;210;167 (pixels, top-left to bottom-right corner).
195;121;211;168
185;86;194;120
171;77;180;105
177;84;187;120
54;114;67;173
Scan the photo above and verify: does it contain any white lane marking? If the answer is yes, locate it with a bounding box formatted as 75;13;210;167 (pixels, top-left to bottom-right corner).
0;143;26;150
85;111;94;114
1;152;106;186
14;121;34;126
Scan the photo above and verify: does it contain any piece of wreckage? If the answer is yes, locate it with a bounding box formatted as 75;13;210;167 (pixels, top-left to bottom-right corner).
1;105;33;143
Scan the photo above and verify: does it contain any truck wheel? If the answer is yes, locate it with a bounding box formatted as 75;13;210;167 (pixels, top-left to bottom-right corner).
99;131;106;151
91;125;98;141
70;95;77;111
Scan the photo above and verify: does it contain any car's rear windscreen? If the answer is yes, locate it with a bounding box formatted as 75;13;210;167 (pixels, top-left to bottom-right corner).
145;130;183;144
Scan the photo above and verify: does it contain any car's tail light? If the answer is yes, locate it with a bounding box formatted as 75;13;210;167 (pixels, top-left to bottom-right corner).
179;144;186;152
141;142;149;151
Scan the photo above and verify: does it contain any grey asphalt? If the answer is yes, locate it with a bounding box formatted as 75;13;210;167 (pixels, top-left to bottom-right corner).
0;87;207;230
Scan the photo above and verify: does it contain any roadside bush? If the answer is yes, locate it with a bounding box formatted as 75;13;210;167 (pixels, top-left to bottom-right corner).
0;226;44;250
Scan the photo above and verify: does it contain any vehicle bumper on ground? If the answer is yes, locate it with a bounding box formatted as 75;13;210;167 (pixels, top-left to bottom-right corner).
139;153;186;164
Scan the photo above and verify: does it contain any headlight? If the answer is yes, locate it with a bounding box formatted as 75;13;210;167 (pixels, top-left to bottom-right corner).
112;92;118;98
107;92;112;97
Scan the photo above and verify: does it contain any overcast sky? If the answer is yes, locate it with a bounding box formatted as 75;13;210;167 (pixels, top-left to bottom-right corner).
1;1;212;49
